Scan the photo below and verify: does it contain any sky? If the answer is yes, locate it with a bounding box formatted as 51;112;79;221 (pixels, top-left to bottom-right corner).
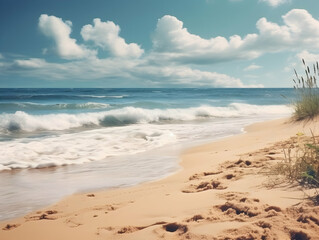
1;0;319;88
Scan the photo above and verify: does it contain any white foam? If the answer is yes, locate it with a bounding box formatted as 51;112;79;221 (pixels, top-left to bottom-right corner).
54;102;110;109
77;102;109;108
0;104;292;133
0;125;177;170
0;113;290;171
79;95;126;98
0;103;293;171
1;102;110;110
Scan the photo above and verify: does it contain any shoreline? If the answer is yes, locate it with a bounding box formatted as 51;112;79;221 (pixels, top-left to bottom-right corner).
0;116;273;222
1;117;319;239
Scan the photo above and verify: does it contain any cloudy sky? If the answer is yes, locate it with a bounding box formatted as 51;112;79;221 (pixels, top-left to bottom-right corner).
1;0;319;88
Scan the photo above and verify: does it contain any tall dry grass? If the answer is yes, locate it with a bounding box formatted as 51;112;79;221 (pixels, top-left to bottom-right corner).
292;59;319;120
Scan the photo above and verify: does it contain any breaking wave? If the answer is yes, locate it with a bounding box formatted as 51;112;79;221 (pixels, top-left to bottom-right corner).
0;103;292;133
0;126;177;170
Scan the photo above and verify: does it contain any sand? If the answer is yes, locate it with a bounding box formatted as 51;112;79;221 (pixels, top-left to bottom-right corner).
1;117;319;240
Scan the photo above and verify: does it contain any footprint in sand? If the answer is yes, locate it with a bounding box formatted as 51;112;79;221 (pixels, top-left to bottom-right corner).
211;192;265;220
218;201;260;218
117;226;144;234
188;171;223;181
224;173;236;180
297;213;319;226
114;221;167;235
25;210;59;221
92;204;118;212
2;224;20;231
290;230;311;240
226;157;268;170
255;220;272;229
163;223;188;234
186;214;205;222
182;179;227;193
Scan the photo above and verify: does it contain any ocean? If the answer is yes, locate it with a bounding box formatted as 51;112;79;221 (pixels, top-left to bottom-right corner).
0;88;293;220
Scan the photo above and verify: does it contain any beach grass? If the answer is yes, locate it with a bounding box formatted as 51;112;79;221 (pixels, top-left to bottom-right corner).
272;132;319;203
292;59;319;121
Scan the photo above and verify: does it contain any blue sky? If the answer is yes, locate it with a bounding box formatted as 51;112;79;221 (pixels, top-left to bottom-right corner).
1;0;319;88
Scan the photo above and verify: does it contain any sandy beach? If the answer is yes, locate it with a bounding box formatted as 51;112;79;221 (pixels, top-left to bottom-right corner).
1;117;319;240
3;1;319;239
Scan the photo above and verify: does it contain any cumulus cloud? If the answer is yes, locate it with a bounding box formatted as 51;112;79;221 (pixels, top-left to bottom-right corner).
152;15;259;64
10;9;319;88
244;64;262;71
254;9;319;51
259;0;290;7
37;9;319;66
4;11;274;88
38;14;96;59
152;9;319;64
81;18;144;58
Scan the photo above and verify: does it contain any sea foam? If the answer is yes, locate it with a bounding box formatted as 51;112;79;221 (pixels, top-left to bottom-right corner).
0;102;110;111
0;125;177;170
0;103;292;133
0;103;292;171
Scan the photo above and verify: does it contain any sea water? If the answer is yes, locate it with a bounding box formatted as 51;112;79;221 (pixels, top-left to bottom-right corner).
0;88;293;220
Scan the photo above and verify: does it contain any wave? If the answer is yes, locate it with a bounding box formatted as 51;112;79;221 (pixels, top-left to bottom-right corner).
0;94;127;101
0;126;177;170
0;103;292;133
79;95;126;99
0;102;110;111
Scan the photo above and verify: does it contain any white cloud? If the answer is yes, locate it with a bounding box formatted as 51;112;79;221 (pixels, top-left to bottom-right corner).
152;15;259;64
132;64;261;87
38;14;96;60
14;58;47;68
2;56;260;88
244;64;262;71
0;53;3;59
283;50;319;74
12;10;319;87
3;11;277;88
81;18;144;58
152;9;319;64
259;0;290;7
37;9;319;66
254;9;319;51
297;50;319;63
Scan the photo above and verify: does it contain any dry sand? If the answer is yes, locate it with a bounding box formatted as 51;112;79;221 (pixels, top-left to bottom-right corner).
1;117;319;240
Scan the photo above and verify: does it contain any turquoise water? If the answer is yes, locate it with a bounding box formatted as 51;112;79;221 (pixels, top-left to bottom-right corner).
0;88;293;220
0;88;292;115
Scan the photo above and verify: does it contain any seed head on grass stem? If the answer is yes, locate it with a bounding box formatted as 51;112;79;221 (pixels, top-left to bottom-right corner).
292;59;319;120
